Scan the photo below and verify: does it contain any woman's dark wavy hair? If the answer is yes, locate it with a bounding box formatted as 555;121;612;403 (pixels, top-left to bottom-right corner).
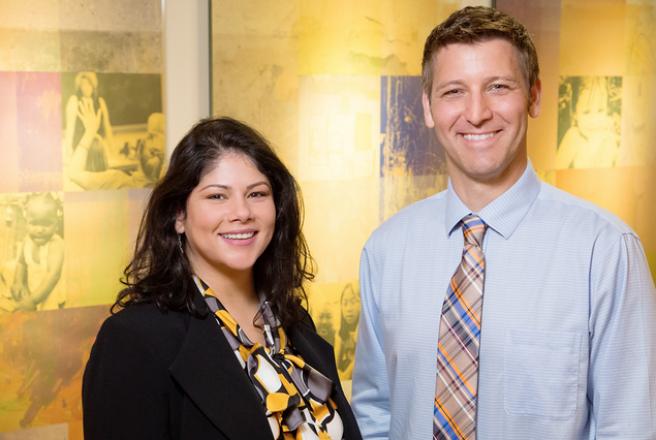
113;117;314;328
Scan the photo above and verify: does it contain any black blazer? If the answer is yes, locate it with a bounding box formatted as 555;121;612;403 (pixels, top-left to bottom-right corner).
83;291;362;440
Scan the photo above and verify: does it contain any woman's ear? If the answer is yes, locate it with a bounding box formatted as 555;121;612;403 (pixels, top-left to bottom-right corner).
174;211;185;234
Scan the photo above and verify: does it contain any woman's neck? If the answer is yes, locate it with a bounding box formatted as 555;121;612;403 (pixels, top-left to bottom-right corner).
195;267;266;344
201;270;258;304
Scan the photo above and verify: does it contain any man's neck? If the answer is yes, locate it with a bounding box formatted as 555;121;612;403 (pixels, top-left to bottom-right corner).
450;158;527;212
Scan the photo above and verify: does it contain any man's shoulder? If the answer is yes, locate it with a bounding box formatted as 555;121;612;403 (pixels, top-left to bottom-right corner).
366;190;447;248
537;182;635;237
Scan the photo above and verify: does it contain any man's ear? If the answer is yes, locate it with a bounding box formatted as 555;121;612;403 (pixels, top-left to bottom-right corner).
422;91;436;128
174;211;185;234
529;78;542;118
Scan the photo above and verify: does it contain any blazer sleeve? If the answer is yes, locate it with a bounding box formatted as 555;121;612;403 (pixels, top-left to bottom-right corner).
83;314;171;440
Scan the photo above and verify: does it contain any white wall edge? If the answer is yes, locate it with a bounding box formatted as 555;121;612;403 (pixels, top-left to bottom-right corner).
162;0;211;155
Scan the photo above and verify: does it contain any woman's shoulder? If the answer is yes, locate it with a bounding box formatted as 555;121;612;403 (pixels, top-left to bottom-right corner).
297;307;317;331
97;302;190;357
108;301;188;329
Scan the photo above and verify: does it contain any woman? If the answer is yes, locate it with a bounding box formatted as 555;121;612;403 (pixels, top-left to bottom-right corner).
334;283;360;380
83;117;362;440
62;72;140;190
63;72;113;173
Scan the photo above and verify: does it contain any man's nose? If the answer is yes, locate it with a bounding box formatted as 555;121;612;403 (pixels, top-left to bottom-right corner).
464;93;493;126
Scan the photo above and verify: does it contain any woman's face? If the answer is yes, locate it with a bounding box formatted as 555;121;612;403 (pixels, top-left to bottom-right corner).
79;77;94;97
341;286;360;325
175;152;276;282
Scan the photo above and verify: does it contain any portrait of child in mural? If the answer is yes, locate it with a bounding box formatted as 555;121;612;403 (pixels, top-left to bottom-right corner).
61;72;165;190
0;192;65;312
556;76;622;169
310;282;361;380
316;307;336;346
334;283;360;380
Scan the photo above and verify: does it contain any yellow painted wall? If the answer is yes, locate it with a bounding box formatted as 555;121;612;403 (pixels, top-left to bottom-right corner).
212;0;656;398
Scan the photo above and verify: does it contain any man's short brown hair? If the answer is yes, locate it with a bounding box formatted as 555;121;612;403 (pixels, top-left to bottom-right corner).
422;6;539;94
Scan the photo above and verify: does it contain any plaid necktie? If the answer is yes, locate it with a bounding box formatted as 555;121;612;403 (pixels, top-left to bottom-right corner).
433;214;487;440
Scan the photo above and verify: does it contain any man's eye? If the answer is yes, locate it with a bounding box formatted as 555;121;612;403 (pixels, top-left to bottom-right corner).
490;83;509;91
443;89;462;96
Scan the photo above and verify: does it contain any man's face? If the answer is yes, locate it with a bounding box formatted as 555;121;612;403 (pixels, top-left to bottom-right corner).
422;38;540;191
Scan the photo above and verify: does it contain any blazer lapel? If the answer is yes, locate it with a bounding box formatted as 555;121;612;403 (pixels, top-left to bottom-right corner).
170;293;361;440
169;296;272;440
289;323;363;440
288;324;335;379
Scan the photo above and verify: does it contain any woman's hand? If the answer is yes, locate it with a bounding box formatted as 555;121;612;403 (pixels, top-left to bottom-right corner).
77;97;102;150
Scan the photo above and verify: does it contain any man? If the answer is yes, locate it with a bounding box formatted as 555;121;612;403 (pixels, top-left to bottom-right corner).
352;6;656;440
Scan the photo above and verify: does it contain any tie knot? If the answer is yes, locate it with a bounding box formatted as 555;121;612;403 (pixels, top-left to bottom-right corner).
461;214;487;247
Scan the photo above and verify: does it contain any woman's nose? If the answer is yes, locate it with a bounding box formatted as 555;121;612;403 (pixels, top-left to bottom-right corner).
228;197;252;221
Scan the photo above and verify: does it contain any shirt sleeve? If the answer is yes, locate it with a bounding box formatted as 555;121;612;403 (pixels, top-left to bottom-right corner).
351;245;392;439
588;232;656;439
83;315;171;440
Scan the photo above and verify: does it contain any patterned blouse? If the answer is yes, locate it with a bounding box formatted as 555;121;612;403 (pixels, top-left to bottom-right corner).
193;276;344;440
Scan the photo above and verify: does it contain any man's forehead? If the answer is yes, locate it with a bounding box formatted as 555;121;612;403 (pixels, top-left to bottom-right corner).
430;38;528;84
432;37;518;58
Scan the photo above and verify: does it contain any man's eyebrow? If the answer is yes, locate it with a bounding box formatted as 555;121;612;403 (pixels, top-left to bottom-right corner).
486;76;520;83
434;76;520;91
434;80;464;89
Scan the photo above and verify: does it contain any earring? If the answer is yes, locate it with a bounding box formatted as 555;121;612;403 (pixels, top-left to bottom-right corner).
177;234;185;254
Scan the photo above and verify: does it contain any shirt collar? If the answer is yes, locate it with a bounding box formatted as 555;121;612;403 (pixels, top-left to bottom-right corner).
444;162;541;239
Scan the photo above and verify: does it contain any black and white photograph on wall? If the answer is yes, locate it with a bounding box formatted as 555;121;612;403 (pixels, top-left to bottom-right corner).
61;72;165;191
0;192;65;313
312;282;361;381
556;75;622;169
334;283;360;380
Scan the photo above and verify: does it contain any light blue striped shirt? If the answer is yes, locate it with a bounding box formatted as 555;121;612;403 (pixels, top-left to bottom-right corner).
352;164;656;439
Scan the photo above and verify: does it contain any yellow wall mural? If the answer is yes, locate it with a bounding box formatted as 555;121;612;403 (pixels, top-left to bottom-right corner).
211;0;488;397
0;0;654;437
211;0;656;400
497;0;656;273
0;0;163;438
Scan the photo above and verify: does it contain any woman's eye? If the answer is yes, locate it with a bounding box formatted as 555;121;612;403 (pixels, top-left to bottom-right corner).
208;193;226;200
248;191;269;198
